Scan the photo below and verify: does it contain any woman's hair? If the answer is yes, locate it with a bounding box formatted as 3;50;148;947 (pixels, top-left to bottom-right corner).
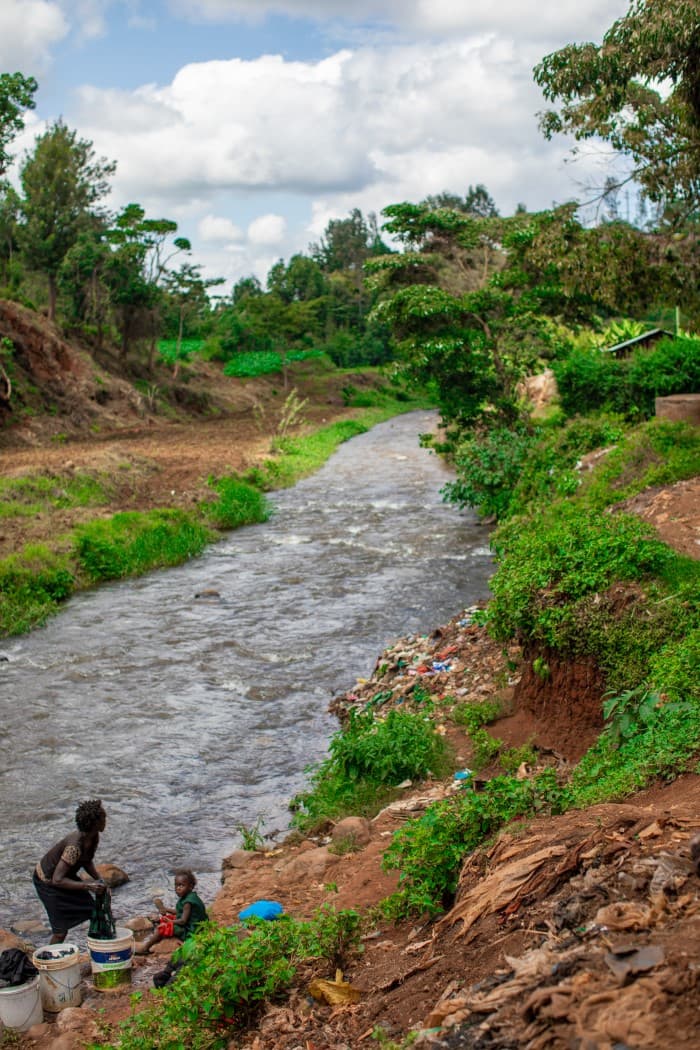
174;868;196;887
75;799;105;832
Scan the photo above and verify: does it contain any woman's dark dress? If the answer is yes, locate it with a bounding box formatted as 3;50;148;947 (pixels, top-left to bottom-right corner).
33;832;97;932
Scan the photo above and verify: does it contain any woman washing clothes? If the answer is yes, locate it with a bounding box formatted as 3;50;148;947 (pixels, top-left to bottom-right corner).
33;799;108;943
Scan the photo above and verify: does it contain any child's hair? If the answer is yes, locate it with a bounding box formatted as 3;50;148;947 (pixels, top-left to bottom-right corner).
174;867;196;887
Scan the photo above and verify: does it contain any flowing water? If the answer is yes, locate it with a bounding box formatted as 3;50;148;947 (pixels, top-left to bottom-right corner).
0;412;493;936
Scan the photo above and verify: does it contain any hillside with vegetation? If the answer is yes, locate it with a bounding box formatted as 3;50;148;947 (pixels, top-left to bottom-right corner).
2;2;700;1048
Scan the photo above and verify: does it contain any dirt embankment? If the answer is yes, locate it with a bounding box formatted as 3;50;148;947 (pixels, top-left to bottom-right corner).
0;298;387;561
3;299;700;1048
9;613;700;1050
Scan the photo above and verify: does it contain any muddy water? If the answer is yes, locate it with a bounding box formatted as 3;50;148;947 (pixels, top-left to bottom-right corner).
0;412;493;935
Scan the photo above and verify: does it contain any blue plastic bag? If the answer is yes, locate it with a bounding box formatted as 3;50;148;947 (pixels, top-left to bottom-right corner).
238;900;284;923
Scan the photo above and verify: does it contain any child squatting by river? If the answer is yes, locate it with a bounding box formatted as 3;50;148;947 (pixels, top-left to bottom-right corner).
135;868;208;955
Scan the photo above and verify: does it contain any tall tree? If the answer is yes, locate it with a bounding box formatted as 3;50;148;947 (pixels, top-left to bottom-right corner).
105;203;190;363
18;120;115;319
162;263;223;375
311;208;389;274
534;0;700;218
0;72;37;175
0;181;21;289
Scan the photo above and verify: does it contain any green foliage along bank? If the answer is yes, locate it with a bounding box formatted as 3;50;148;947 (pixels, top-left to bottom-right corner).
377;417;700;919
93;907;362;1050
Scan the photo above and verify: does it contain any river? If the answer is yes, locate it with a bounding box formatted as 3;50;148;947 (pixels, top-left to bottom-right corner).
0;411;493;937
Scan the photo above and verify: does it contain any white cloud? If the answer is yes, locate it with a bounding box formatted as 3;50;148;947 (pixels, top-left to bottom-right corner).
69;0;109;39
0;0;68;73
248;213;287;244
171;0;626;41
198;214;244;241
63;25;624;286
73;37;558;205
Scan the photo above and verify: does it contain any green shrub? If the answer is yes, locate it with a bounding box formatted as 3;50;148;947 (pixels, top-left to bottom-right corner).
553;347;628;417
199;477;270;530
443;427;534;519
553;337;700;419
488;504;671;645
382;768;563;917
291;709;453;832
99;907;362;1049
74;510;212;582
627;337;700;413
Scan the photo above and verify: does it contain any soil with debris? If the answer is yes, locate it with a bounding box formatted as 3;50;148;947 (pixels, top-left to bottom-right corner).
1;298;699;1048
9;612;700;1050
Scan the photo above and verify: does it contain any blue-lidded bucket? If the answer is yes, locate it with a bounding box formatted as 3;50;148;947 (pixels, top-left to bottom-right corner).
86;928;134;990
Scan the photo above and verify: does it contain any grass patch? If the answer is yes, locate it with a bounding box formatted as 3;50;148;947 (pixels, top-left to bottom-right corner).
0;471;112;518
198;476;270;530
74;510;213;583
0;546;75;635
290;709;453;833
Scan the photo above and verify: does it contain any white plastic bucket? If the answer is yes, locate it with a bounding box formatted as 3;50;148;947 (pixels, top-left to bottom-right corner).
0;975;43;1031
32;943;82;1011
87;928;134;991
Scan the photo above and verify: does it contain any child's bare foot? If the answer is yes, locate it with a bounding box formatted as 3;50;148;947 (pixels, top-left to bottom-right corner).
134;943;153;956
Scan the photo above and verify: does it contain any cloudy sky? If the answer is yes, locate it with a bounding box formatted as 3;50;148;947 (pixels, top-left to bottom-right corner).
3;0;628;291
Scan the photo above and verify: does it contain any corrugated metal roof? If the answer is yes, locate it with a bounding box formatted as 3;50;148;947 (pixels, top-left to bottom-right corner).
602;328;674;355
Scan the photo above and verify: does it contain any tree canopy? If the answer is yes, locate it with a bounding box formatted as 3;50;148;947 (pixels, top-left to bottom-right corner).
0;72;37;175
534;0;700;216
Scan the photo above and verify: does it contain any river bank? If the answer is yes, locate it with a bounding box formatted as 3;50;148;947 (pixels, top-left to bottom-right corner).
0;410;494;933
7;594;700;1049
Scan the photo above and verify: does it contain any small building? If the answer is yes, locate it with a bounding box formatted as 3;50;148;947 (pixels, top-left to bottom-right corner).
602;328;674;359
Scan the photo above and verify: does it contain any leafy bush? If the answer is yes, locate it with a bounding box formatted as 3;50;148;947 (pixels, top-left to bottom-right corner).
443;427;534;519
291;709;453;832
553;336;700;419
627;337;700;413
74;510;212;582
100;907;362;1049
488;504;671;645
553;346;628;416
382;768;563;917
444;415;629;522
